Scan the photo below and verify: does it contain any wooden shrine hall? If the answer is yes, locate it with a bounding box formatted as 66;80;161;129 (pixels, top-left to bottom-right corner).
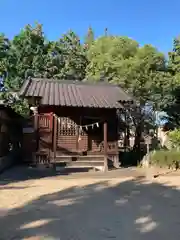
19;78;133;171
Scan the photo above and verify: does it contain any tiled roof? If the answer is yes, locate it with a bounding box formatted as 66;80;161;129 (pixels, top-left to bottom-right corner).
19;78;133;109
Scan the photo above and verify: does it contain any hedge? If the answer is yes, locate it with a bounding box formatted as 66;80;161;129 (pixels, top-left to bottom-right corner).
150;150;180;169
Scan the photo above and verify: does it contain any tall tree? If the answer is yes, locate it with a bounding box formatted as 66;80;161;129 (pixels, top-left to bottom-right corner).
86;36;139;82
86;36;169;108
168;37;180;75
0;23;174;122
86;36;172;148
0;23;48;115
57;30;88;80
1;25;88;115
3;23;47;91
164;37;180;126
84;26;94;49
0;34;10;87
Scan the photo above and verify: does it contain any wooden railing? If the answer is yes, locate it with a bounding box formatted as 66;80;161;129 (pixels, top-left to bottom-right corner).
99;141;118;153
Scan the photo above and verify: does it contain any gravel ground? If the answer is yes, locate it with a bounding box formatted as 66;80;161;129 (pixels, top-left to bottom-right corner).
0;166;180;240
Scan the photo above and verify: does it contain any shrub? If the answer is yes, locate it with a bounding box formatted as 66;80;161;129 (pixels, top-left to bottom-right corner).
150;149;180;168
169;129;180;149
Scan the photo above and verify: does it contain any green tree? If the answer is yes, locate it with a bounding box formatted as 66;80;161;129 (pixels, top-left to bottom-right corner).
169;129;180;149
84;26;94;49
1;24;88;115
86;36;139;82
86;37;169;107
86;36;172;148
168;37;180;75
4;23;47;91
163;37;180;126
57;30;88;80
0;23;48;115
0;34;10;80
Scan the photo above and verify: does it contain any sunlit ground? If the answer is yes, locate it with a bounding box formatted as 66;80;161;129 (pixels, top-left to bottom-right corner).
0;167;180;240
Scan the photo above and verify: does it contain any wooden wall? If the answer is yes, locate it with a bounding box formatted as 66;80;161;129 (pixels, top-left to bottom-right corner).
38;106;118;156
0;109;11;157
22;127;36;161
0;106;24;161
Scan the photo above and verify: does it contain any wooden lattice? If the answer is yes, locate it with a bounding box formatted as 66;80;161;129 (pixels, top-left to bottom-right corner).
99;141;117;152
58;117;77;136
39;115;51;129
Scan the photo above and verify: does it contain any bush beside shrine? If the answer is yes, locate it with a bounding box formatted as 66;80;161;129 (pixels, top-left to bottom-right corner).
150;150;180;169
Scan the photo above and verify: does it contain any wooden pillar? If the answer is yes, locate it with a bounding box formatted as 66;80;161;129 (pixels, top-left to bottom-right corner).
76;126;79;152
114;119;120;168
103;121;108;171
32;107;38;151
34;113;38;132
53;115;57;163
32;107;38;128
31;106;38;163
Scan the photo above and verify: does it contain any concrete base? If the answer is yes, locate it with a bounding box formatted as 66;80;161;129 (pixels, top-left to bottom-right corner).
113;155;120;168
95;166;104;171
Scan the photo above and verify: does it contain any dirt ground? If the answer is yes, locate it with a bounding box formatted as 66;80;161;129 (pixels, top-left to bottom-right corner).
1;166;180;240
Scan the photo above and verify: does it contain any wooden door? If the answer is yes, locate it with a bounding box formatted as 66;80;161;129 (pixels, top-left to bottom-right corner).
37;113;53;155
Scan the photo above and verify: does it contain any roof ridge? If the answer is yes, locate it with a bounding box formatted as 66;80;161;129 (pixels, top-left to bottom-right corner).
19;77;133;108
31;78;120;88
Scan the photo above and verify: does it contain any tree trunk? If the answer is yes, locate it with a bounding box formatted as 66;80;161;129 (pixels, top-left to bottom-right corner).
124;125;130;148
134;122;142;150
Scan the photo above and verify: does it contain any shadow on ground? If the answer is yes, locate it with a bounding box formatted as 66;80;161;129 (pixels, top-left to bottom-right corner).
0;174;180;239
0;165;94;185
0;165;58;185
0;165;143;186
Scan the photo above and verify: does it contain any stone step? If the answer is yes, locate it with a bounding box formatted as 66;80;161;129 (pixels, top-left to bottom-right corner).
55;166;100;173
78;156;104;162
56;160;104;167
55;155;104;163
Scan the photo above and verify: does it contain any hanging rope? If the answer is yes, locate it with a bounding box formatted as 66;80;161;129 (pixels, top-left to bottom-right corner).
53;113;102;130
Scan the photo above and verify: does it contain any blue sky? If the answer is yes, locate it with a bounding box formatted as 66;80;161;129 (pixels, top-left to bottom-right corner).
0;0;180;53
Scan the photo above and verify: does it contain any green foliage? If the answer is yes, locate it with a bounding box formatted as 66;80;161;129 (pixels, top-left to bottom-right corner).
5;25;88;86
57;30;88;80
3;23;47;90
86;37;171;110
0;34;10;79
168;37;180;74
86;36;173;149
86;36;139;83
1;92;29;117
150;149;180;168
0;23;89;115
0;22;178;125
164;37;180;126
169;129;180;149
84;26;94;49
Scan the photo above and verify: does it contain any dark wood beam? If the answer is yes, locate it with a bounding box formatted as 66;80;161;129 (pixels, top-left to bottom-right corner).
103;121;108;171
53;115;57;163
32;108;38;164
76;125;79;152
